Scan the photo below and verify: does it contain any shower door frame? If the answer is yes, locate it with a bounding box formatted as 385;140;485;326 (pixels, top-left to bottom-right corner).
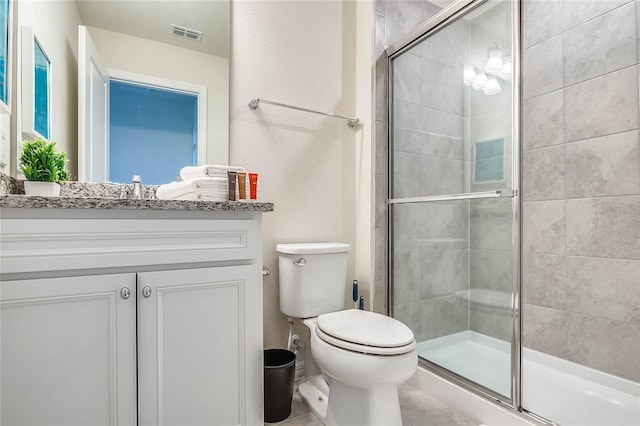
385;0;525;415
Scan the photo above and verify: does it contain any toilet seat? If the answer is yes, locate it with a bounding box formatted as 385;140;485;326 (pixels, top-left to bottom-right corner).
316;309;416;355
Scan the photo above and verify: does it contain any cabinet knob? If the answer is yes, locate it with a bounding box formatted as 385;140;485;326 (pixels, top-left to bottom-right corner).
142;286;152;298
120;287;131;299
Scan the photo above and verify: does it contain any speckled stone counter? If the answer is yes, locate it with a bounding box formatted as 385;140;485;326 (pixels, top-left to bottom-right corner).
0;195;274;212
0;173;273;212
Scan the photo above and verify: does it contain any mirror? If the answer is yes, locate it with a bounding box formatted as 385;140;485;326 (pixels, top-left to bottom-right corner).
15;0;229;184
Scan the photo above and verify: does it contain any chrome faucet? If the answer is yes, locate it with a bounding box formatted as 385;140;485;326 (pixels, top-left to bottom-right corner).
132;175;142;199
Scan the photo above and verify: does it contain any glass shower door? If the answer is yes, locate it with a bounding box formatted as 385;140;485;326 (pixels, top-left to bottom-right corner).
388;0;517;401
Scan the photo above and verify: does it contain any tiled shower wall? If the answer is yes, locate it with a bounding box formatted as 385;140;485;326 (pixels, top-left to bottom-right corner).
373;0;445;315
375;0;640;383
521;0;640;382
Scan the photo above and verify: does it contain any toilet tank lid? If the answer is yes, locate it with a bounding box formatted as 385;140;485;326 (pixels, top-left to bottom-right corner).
276;243;351;255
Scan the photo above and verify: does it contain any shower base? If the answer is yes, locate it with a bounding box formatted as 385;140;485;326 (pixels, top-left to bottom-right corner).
417;331;640;426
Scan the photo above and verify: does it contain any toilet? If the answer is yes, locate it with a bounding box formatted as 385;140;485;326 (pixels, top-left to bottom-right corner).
277;243;418;426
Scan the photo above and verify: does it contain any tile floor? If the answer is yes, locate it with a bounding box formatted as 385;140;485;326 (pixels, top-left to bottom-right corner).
268;385;476;426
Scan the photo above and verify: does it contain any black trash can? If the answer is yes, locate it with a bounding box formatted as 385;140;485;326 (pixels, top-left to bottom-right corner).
264;348;296;423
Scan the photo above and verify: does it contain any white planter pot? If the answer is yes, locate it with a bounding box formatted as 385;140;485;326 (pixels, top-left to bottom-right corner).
24;181;61;197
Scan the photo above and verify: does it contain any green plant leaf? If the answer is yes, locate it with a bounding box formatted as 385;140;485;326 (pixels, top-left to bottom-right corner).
19;138;70;183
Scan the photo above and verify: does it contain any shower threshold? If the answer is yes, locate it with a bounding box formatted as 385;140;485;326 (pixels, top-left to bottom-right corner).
417;331;640;425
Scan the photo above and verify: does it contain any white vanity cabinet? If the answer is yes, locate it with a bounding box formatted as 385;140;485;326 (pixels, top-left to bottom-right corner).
1;273;138;425
0;207;265;426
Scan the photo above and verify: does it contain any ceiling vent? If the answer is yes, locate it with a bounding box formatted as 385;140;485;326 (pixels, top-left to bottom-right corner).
170;24;202;42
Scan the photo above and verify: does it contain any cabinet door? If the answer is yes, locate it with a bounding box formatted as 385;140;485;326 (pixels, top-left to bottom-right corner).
137;265;261;426
0;274;137;426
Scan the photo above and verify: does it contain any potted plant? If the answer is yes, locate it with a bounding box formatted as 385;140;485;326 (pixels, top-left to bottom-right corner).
19;138;70;196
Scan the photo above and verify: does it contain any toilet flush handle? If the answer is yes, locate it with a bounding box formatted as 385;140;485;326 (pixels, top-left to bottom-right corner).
293;258;306;266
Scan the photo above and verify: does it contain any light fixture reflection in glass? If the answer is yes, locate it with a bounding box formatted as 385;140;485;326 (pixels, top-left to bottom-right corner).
498;55;512;80
463;64;477;85
483;77;502;95
484;50;504;75
471;72;488;90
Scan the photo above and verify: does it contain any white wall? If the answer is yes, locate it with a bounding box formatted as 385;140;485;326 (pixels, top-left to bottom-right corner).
16;0;81;177
88;27;229;167
230;0;375;348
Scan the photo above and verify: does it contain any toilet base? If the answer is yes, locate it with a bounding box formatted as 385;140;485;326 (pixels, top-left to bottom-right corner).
298;374;403;426
298;376;329;422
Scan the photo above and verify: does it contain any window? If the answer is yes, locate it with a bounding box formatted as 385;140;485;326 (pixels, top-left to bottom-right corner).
109;80;198;184
33;38;50;139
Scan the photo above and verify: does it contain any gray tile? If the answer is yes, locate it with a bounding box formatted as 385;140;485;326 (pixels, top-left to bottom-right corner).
522;145;565;201
420;16;470;70
375;120;387;174
566;314;640;382
566;196;640;259
375;0;385;17
384;0;442;47
393;251;421;304
375;56;388;123
375;14;386;60
394;100;420;132
522;200;566;255
522;304;570;359
375;173;385;229
394;300;426;341
399;385;477;426
470;201;513;251
565;130;640;198
421;249;469;299
419;106;465;139
272;412;323;426
394;129;464;160
373;276;387;315
420;59;464;115
470;305;512;342
563;3;637;86
394;53;421;104
522;89;564;151
565;66;639;142
523;35;563;99
523;0;563;48
522;253;568;308
421;295;468;340
565;257;640;325
374;227;387;314
562;0;631;31
470;249;513;293
393;202;469;254
637;0;640;61
393;152;464;198
469;93;512;147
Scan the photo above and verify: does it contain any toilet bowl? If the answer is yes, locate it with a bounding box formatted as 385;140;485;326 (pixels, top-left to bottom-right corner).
277;243;418;425
301;310;418;425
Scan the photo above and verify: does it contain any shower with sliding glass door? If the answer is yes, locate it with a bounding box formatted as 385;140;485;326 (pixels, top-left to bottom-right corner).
388;0;518;402
384;0;639;424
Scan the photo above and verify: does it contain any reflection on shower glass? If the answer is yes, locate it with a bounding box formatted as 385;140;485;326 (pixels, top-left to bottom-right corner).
389;0;514;400
34;38;50;140
473;138;504;183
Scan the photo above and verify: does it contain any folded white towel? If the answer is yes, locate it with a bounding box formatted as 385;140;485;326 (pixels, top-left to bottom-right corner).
180;165;245;180
156;177;230;201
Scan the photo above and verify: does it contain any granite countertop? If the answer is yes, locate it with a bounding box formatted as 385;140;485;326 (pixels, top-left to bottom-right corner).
0;194;274;212
0;173;273;212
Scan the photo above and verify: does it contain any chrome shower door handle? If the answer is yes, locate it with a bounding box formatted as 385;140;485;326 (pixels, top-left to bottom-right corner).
293;258;306;266
142;286;152;298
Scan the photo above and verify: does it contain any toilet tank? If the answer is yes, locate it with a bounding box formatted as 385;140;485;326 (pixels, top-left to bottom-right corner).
277;243;350;318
